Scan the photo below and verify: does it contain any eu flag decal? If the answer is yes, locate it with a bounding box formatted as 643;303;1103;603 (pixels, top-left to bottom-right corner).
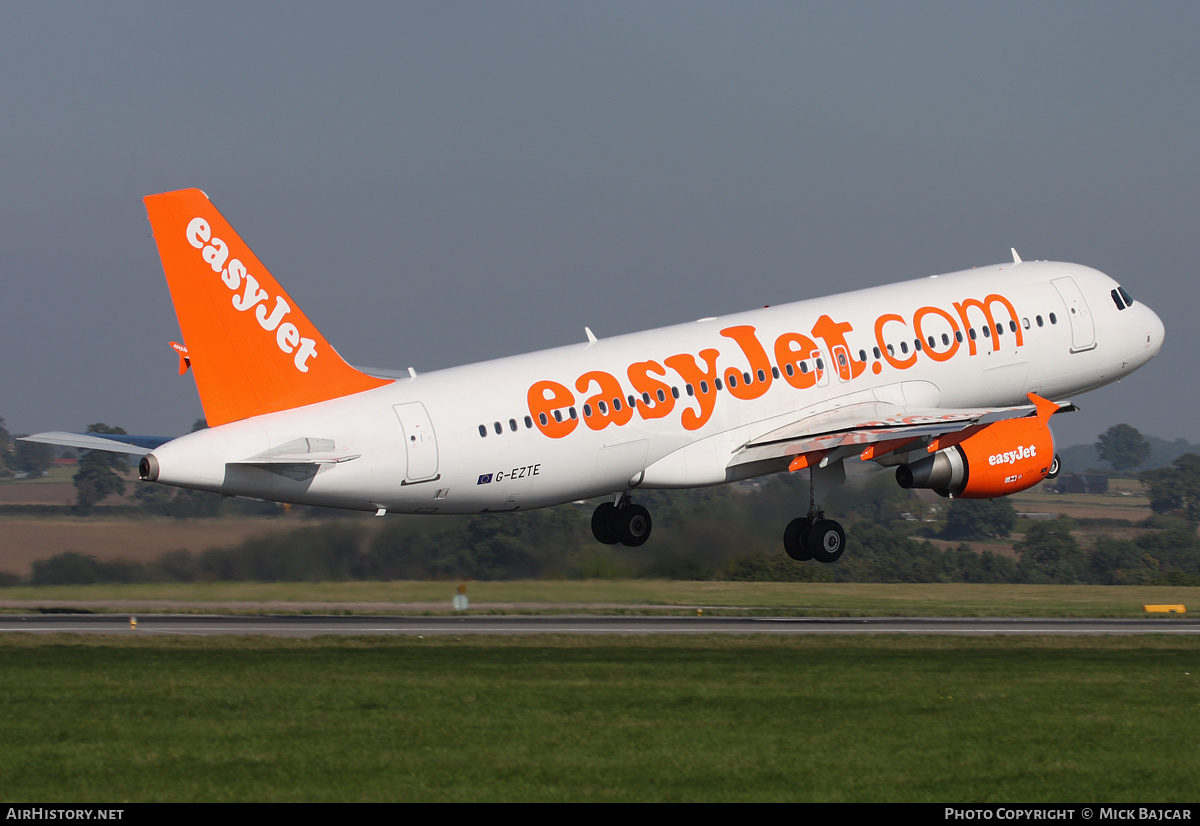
477;473;493;485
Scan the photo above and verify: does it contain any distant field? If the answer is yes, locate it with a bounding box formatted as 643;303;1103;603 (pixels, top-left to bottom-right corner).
1;634;1197;802
1;581;1196;617
0;517;304;577
1008;477;1152;522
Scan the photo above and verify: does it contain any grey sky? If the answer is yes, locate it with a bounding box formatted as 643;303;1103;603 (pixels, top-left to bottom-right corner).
2;2;1196;451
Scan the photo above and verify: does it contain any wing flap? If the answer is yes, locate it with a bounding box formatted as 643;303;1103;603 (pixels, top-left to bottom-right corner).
730;402;1040;469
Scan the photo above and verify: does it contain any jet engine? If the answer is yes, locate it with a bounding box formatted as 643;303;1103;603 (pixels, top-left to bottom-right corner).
896;399;1059;499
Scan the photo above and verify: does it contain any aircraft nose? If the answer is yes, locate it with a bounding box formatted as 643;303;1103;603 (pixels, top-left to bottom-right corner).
1140;301;1165;357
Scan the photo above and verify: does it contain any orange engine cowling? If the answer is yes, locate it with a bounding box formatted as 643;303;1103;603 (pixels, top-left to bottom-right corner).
896;397;1058;499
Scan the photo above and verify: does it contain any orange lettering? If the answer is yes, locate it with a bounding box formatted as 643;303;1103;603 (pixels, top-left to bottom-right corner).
628;361;676;420
912;305;961;363
953;294;1022;355
874;313;916;370
720;325;772;400
773;332;819;389
810;314;865;380
576;370;634;431
527;380;578;439
664;349;720;430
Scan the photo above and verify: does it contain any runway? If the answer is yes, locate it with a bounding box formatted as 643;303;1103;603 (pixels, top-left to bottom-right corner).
1;614;1198;637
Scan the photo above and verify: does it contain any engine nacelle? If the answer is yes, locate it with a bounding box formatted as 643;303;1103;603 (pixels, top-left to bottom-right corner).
896;409;1056;499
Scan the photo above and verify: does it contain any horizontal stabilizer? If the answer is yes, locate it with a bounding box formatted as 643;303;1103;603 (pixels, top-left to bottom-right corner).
20;432;175;455
231;452;361;466
233;437;361;466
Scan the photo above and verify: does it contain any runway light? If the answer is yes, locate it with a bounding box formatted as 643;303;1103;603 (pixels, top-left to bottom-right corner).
1144;604;1186;613
130;617;137;630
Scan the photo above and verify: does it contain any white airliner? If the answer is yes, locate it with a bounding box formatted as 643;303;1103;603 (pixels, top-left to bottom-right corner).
25;189;1164;563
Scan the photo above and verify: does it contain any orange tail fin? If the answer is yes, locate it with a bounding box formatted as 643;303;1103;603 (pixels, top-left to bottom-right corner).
144;189;391;426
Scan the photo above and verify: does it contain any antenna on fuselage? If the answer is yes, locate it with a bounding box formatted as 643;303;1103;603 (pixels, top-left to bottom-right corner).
1011;248;1023;264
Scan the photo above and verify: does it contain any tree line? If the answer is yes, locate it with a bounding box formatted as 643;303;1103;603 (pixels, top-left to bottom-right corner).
3;416;1200;586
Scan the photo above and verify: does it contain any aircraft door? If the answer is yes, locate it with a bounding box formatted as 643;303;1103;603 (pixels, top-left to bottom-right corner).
831;345;853;382
1051;277;1097;353
393;402;440;483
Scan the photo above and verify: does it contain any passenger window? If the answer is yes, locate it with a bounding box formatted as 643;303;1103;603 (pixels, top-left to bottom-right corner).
728;374;738;388
1036;315;1044;327
700;381;709;394
785;364;795;377
613;398;622;411
525;416;533;429
656;389;666;402
539;413;548;426
671;386;680;399
494;421;502;434
1049;313;1057;324
900;342;908;354
479;425;487;438
509;419;517;432
583;404;592;418
757;369;766;382
955;331;963;342
1022;318;1030;330
569;407;577;420
873;347;881;359
686;384;694;396
772;367;780;379
554;410;562;422
598;401;608;414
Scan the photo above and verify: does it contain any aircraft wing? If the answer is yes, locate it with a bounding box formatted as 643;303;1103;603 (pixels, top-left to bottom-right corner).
729;398;1062;471
19;432;175;455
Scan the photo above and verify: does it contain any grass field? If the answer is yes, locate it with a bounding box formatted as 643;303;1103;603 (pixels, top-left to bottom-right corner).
1;634;1197;802
1;580;1196;617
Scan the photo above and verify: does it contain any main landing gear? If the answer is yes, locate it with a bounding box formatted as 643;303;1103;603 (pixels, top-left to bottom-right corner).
591;494;652;547
783;462;846;564
783;512;846;564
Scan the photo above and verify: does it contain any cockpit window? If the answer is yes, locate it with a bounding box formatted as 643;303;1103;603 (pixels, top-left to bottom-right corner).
1111;288;1126;310
1118;286;1134;307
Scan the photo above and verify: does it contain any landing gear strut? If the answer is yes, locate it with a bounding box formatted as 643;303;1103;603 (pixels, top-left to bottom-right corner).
592;495;653;547
783;466;846;564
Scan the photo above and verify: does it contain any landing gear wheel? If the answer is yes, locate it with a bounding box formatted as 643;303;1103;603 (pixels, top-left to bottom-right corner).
591;502;620;545
617;504;652;547
808;519;846;564
1046;454;1061;479
783;517;814;561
